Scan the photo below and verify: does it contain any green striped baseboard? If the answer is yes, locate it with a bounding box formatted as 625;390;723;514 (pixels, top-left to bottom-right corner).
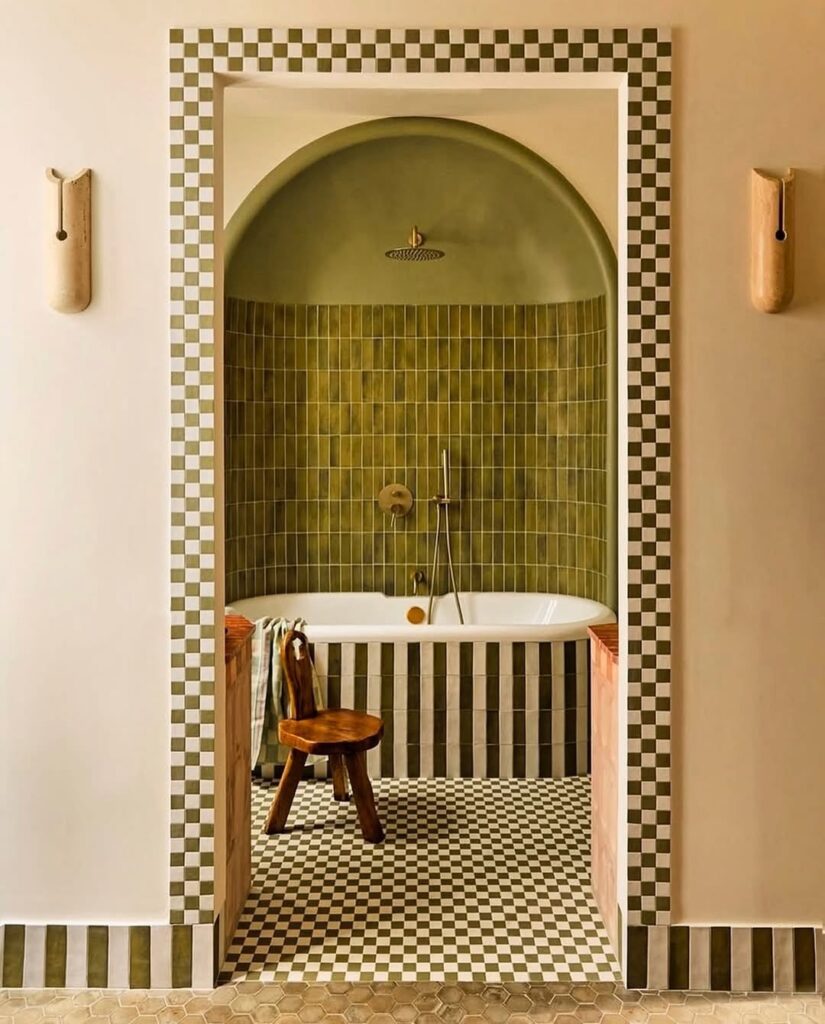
258;638;592;780
626;923;825;993
3;918;821;992
0;922;215;989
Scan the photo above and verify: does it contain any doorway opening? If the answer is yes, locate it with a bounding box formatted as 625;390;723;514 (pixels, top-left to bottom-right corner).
220;91;620;984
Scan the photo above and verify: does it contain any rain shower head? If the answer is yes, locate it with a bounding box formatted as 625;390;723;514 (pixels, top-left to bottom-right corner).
385;225;444;262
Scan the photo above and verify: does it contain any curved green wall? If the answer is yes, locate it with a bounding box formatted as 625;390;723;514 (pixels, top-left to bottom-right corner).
225;118;617;610
226;117;613;305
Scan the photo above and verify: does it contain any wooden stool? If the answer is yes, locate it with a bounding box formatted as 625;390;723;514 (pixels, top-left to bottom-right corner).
264;629;385;843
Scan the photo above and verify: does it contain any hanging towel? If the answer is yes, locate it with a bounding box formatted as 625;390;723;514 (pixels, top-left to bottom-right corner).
250;617;324;768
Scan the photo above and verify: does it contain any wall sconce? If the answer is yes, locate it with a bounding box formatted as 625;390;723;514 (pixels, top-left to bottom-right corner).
46;168;91;313
750;168;794;313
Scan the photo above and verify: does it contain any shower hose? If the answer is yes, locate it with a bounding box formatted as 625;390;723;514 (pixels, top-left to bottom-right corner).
426;499;465;626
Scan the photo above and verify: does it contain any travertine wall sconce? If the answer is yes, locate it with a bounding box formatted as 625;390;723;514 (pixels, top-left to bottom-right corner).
751;168;795;313
46;168;91;313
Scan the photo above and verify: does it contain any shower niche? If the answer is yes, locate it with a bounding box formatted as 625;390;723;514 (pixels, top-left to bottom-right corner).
223;115;617;612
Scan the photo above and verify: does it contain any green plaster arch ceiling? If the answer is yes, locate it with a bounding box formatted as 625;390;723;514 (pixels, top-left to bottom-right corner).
225;116;616;305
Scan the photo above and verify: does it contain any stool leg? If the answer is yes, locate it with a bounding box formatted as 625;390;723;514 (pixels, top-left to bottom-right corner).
344;751;384;843
329;754;351;802
264;749;307;834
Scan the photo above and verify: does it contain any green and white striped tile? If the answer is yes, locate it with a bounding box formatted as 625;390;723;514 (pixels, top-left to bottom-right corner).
258;638;591;781
626;923;823;993
0;923;214;989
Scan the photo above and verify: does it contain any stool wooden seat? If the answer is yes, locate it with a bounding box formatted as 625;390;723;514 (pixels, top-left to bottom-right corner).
264;629;385;843
279;709;384;755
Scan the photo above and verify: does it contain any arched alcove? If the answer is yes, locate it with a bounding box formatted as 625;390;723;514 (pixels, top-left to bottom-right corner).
226;116;615;306
224;117;617;610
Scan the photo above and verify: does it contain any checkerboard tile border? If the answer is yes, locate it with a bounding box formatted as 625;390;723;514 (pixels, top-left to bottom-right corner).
169;26;672;927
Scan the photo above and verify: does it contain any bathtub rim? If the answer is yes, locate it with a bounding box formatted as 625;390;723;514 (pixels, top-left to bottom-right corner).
226;591;616;643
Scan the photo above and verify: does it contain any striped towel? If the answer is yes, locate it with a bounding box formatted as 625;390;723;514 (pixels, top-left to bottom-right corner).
250;617;324;768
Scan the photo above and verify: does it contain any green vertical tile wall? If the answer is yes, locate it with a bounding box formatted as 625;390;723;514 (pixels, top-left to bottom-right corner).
225;298;609;604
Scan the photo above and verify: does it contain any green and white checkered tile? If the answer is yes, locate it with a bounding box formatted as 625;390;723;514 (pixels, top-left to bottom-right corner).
220;775;620;984
170;25;672;929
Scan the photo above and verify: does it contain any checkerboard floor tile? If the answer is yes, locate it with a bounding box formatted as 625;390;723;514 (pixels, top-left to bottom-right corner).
221;776;620;984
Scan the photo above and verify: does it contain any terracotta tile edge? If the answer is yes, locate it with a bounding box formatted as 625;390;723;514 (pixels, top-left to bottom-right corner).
589;624;619;663
225;614;255;663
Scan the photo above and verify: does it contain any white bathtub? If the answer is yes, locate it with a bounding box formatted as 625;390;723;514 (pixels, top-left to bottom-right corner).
226;591;614;643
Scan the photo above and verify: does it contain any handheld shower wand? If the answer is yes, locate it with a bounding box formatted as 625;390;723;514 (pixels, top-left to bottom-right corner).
426;449;465;625
441;450;464;625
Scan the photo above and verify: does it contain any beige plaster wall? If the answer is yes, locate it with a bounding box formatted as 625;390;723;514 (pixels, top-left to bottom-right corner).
0;0;823;926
